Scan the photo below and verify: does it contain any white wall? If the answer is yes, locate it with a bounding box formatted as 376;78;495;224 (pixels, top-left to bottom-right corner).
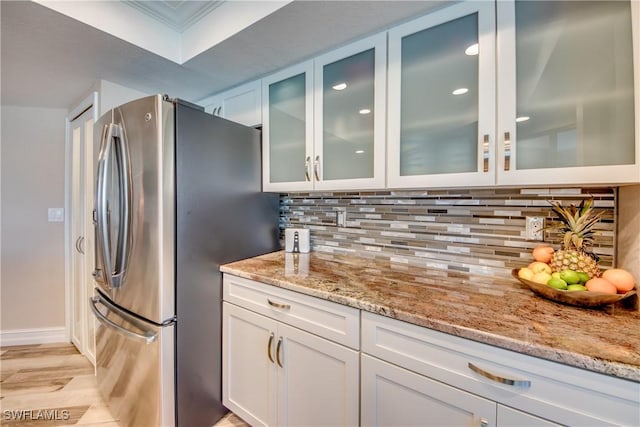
1;106;68;335
94;79;149;117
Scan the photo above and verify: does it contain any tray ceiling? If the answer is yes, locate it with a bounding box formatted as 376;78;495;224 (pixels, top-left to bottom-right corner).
124;1;225;32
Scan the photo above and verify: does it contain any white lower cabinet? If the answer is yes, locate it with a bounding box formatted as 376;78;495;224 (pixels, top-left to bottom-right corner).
222;275;639;427
361;354;495;427
361;311;639;427
496;405;560;427
222;275;360;427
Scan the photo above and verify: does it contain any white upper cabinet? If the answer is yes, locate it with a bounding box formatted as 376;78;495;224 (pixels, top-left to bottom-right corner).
262;61;315;192
313;33;387;191
387;1;496;189
496;0;639;185
262;0;639;191
262;33;387;192
202;79;262;127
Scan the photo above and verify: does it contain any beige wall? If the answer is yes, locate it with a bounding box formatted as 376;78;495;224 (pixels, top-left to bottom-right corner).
1;106;68;330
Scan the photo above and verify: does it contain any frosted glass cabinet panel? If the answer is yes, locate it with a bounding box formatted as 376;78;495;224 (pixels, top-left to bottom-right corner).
262;61;314;192
322;49;375;181
314;33;387;190
497;0;639;185
387;2;496;188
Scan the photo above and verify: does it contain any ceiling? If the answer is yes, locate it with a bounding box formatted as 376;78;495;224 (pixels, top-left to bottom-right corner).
124;1;225;32
1;0;448;110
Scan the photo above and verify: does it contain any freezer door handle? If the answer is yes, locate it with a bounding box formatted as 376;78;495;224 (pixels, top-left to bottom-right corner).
95;123;115;289
90;295;157;344
112;123;132;288
95;123;132;289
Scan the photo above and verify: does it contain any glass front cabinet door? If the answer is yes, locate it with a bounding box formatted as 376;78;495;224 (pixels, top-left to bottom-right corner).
262;61;314;192
313;33;387;191
263;32;386;192
497;0;639;185
387;1;496;188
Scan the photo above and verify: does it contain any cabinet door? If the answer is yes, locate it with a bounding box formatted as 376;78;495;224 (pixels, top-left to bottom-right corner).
387;1;496;189
362;354;495;427
262;61;314;192
201;80;262;127
314;33;387;190
497;0;639;185
277;323;359;427
497;405;560;427
223;303;278;427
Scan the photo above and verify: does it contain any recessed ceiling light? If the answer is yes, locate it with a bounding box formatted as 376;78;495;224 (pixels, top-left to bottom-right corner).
355;150;365;154
359;109;371;115
516;116;530;123
452;88;469;95
332;83;347;91
465;43;479;56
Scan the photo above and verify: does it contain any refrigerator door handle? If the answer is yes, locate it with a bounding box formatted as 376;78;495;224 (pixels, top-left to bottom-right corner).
90;295;157;344
112;124;132;288
95;123;115;289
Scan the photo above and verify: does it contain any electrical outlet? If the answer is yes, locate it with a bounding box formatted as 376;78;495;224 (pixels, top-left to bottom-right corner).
335;208;347;227
525;216;544;241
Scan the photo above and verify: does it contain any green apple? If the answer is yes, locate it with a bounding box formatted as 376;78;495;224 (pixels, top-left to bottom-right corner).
547;277;568;290
576;272;590;284
567;284;587;292
559;270;580;285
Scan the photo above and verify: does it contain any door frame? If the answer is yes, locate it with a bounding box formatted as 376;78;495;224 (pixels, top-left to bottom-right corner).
64;92;98;342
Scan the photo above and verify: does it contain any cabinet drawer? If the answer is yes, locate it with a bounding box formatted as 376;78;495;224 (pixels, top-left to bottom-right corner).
362;311;639;427
223;274;360;349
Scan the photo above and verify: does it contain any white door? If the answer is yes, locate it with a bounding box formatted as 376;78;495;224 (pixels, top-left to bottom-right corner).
361;354;496;427
223;303;278;427
69;105;96;364
277;323;359;427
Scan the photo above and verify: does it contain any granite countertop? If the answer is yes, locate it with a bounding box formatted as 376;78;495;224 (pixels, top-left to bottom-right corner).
220;250;640;383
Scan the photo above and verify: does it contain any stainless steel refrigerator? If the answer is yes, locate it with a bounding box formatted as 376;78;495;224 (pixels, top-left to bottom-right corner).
89;94;279;427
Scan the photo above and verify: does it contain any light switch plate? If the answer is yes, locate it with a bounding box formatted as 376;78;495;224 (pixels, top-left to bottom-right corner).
48;208;64;222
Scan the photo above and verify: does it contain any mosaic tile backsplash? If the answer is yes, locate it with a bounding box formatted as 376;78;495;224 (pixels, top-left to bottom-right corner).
280;187;616;279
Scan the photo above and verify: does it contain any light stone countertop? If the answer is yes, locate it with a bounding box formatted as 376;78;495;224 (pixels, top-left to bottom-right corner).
220;250;640;383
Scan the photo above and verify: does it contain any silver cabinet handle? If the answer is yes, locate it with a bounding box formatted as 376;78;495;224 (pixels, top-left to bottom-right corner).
267;332;275;363
480;418;489;427
503;131;511;171
276;337;283;367
75;236;85;254
313;155;320;181
90;295;157;344
468;362;530;388
304;156;311;182
268;299;291;310
482;134;490;173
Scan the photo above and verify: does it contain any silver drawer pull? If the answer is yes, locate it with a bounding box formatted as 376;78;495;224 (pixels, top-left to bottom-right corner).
468;362;531;388
267;332;275;363
480;418;489;427
276;337;284;368
267;299;291;310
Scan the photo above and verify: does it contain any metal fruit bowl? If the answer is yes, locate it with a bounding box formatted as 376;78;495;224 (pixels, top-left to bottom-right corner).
511;269;636;308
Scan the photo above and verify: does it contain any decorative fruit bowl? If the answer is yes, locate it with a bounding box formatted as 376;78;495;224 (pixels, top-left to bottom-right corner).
511;269;636;308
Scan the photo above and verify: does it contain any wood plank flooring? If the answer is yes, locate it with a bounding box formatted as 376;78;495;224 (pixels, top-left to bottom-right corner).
1;343;249;427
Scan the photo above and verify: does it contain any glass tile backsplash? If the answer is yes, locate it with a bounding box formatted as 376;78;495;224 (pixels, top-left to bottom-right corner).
279;187;615;278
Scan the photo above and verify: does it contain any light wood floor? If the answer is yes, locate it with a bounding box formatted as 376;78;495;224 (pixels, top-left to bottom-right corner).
0;343;249;427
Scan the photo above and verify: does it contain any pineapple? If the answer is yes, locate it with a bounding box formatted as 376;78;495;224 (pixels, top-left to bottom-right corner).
548;199;603;278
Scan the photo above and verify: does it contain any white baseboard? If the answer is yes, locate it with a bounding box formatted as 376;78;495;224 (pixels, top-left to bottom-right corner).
0;327;68;346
